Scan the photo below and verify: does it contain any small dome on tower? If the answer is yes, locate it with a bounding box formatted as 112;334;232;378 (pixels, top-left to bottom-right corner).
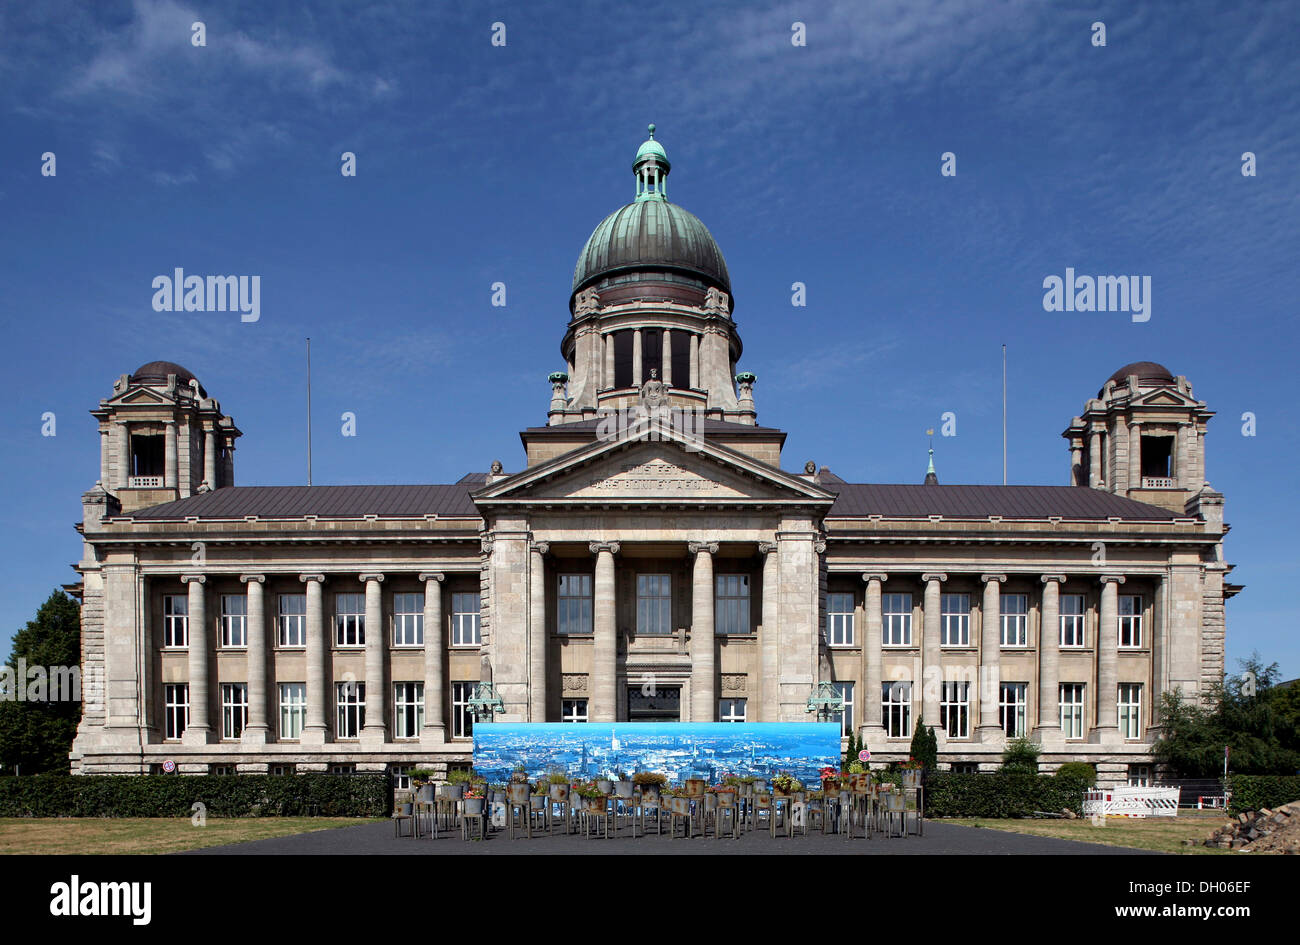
1100;361;1174;397
131;360;203;394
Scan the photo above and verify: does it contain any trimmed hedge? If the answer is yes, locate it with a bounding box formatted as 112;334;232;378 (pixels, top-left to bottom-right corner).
1227;775;1300;815
923;772;1089;818
0;774;391;818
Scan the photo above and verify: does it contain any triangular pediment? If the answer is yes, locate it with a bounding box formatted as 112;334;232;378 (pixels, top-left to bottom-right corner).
1132;387;1199;409
474;429;833;507
108;387;176;407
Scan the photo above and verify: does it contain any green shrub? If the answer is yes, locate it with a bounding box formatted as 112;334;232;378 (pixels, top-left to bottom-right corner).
1227;775;1300;814
0;773;390;818
924;772;1088;818
1001;737;1042;773
1053;762;1097;783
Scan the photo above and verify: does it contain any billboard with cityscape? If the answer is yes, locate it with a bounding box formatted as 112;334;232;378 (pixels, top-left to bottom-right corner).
472;722;842;784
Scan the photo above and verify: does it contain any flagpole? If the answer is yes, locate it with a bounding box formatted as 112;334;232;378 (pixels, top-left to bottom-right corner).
306;337;313;487
1002;344;1007;485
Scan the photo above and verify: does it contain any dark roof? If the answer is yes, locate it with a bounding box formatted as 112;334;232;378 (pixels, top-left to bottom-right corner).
1102;361;1174;396
126;485;479;520
131;360;203;394
573;199;730;297
826;484;1181;520
456;472;489;484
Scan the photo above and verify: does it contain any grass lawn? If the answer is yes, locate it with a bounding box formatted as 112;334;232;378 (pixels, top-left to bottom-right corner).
0;817;380;855
947;809;1235;854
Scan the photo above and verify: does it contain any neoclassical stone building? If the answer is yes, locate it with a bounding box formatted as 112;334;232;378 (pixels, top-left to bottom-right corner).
70;128;1237;785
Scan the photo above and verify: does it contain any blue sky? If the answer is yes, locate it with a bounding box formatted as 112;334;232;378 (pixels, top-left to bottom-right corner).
0;0;1296;677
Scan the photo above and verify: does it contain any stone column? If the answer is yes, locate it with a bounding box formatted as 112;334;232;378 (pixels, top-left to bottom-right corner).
861;573;887;740
977;574;1006;740
921;573;946;735
1070;440;1083;485
1128;422;1141;489
529;543;549;721
759;542;780;721
1095;575;1125;740
181;575;210;744
221;443;234;487
300;573;328;745
203;427;217;488
604;334;614;389
98;425;110;485
1034;575;1066;741
164;420;178;489
689;542;718;721
662;329;673;386
419;573;445;745
689;333;699;389
1089;430;1102;487
632;329;643;386
116;421;131;488
590;542;620;722
360;573;386;746
241;575;269;744
1175;424;1189;486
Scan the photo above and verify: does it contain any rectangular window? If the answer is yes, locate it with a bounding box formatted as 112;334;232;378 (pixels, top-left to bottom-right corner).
1118;683;1143;739
832;682;855;737
451;682;475;738
881;681;912;738
882;593;913;647
637;574;672;635
557;574;593;635
715;574;751;635
335;681;365;738
392;593;424;647
278;593;306;647
164;683;189;739
330;764;356;776
941;680;970;738
220;594;247;648
391;764;413;792
335;593;365;647
279;683;306;740
999;682;1028;737
1060;594;1086;648
1128;764;1152;787
211;764;237;776
561;699;588;723
270;764;295;777
1119;595;1143;648
826;592;855;646
941;593;970;646
393;682;424;739
1000;593;1028;647
163;594;189;648
221;682;247;739
950;763;980;774
719;698;747;723
1060;683;1085;739
451;592;481;646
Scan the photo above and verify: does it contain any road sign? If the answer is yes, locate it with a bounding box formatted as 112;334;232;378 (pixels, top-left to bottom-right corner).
858;749;870;762
162;759;176;773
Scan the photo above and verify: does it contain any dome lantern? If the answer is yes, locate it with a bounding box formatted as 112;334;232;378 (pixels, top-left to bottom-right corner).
633;123;670;201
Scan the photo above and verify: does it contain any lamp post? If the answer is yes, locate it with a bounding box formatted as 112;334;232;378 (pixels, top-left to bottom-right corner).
805;681;845;723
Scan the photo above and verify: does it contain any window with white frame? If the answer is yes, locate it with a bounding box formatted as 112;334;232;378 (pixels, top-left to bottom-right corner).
451;681;475;739
451;592;481;646
557;574;593;635
882;593;912;646
1000;593;1028;647
561;699;588;723
1119;595;1143;648
335;593;365;646
391;765;413;792
941;680;970;738
279;683;306;740
1060;683;1085;738
211;764;237;776
941;593;970;646
278;593;306;647
719;698;747;723
637;574;672;635
1128;764;1152;787
270;764;294;777
881;681;912;738
832;682;855;737
163;594;188;648
826;592;855;646
392;593;424;647
163;683;189;739
335;681;365;738
393;682;424;739
1000;682;1028;738
330;764;356;775
950;762;980;774
1060;593;1086;648
220;682;247;739
715;574;751;635
1118;683;1143;739
220;594;247;648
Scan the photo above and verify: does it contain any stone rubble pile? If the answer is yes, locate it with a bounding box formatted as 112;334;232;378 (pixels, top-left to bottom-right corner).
1193;800;1300;852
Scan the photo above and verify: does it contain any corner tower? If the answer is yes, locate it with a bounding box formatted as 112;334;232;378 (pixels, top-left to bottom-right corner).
550;125;754;425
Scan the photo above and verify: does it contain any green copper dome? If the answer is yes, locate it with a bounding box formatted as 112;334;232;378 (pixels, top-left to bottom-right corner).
572;125;730;297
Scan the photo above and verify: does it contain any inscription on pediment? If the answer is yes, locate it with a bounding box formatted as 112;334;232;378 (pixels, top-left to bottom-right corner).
586;461;720;494
530;449;767;500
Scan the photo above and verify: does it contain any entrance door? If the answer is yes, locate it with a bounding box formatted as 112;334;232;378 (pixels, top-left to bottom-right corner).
627;684;681;721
